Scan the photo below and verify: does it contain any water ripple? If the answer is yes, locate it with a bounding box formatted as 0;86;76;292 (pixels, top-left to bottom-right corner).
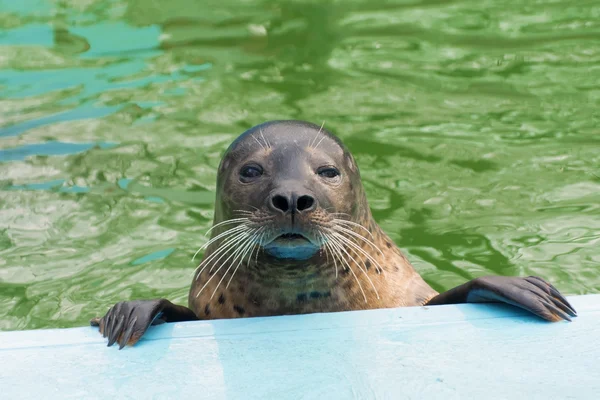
0;0;598;330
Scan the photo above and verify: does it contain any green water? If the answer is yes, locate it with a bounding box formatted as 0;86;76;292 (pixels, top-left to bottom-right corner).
1;0;599;331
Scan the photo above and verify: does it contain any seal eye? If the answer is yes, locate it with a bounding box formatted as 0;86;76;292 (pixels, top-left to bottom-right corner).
317;166;341;181
239;164;263;182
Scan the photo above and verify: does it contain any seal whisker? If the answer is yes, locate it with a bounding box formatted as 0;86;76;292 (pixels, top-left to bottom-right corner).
313;121;327;150
223;227;266;291
233;210;254;215
329;212;351;217
210;231;259;300
326;234;349;277
195;231;255;298
206;230;254;274
254;230;267;265
317;231;331;266
332;219;375;240
252;236;262;268
193;224;250;263
331;235;381;298
200;224;250;251
313;135;327;150
327;232;380;300
328;236;368;303
309;121;325;148
205;218;250;236
329;229;386;278
324;241;339;279
326;233;370;303
246;229;266;269
323;233;348;274
324;230;349;280
320;232;340;279
194;229;252;280
232;210;258;218
194;237;243;282
251;134;266;151
191;248;204;264
332;225;384;256
259;128;271;149
329;227;381;262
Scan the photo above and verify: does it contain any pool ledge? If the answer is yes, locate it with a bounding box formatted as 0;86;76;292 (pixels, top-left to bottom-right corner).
1;294;599;399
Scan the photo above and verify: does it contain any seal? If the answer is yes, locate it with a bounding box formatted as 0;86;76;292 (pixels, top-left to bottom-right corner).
91;120;576;349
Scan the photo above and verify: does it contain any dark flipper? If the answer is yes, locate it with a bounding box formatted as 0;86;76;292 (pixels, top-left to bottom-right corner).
425;276;577;322
90;299;198;349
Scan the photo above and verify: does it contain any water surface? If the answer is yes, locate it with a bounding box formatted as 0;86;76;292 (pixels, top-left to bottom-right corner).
1;0;599;330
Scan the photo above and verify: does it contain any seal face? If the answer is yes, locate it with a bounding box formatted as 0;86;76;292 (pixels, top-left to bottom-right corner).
189;120;436;319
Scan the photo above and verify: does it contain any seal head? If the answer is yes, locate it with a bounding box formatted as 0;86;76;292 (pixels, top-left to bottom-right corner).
213;120;368;262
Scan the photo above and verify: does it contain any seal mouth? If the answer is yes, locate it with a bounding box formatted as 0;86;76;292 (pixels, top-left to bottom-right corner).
264;232;319;260
276;233;309;241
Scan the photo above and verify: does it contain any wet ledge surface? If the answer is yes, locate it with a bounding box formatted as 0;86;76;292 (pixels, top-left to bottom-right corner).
1;295;599;400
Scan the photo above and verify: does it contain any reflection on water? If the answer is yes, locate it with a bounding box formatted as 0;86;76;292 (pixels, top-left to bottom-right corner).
1;0;599;330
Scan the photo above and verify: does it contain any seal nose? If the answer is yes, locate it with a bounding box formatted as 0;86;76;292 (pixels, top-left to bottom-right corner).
296;195;315;212
271;194;290;213
270;192;316;213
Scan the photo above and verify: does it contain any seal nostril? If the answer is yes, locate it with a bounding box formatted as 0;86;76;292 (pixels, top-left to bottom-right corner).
297;195;315;211
272;195;289;212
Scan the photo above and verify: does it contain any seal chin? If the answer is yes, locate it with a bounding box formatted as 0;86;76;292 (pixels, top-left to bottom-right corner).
263;234;320;260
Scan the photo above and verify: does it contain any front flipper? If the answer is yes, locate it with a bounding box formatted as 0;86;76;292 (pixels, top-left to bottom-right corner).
90;299;198;349
426;276;577;322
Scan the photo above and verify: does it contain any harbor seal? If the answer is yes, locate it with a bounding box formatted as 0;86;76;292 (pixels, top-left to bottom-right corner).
91;120;576;349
